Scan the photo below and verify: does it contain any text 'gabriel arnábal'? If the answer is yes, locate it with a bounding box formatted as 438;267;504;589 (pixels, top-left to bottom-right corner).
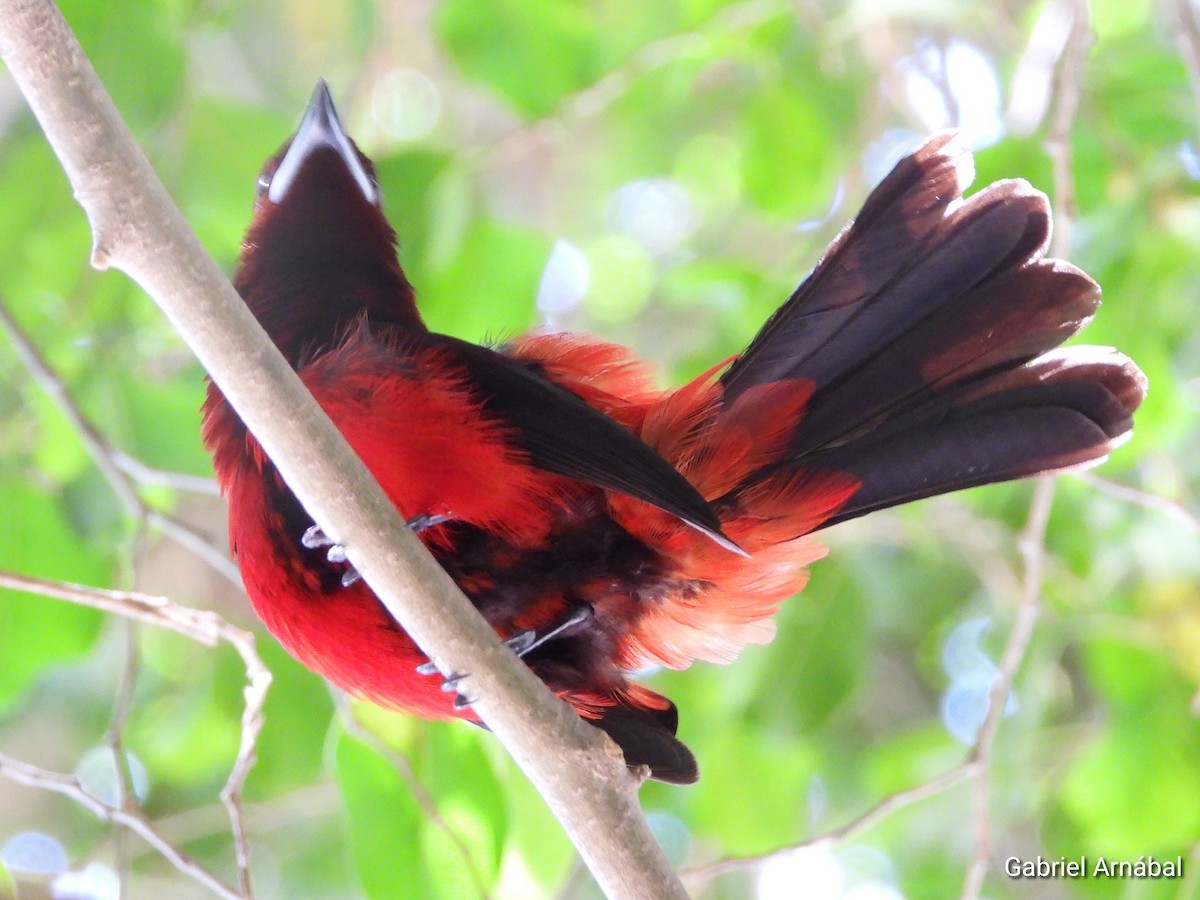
1005;856;1184;880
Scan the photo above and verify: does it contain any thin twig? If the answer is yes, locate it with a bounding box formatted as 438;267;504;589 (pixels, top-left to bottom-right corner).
0;753;240;900
683;764;975;886
959;477;1055;899
112;450;221;496
1043;0;1093;261
1172;0;1200;139
0;298;239;585
106;461;150;900
1081;473;1200;532
220;647;270;899
105;616;141;900
0;569;268;898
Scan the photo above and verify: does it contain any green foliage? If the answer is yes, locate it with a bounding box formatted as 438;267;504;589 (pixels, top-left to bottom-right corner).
0;481;106;710
1;0;1196;898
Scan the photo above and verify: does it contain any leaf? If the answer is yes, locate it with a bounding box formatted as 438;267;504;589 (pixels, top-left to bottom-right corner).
435;0;605;118
0;478;107;710
333;730;430;900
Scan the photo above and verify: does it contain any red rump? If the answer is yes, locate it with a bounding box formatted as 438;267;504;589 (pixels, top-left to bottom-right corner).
202;83;1145;783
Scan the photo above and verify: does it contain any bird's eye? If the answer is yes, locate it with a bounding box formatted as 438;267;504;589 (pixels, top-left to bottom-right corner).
255;174;271;199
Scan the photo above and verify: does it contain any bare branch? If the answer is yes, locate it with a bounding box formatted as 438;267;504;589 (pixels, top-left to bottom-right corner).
0;569;268;896
0;3;687;897
0;753;241;900
1172;0;1200;137
1082;473;1200;532
0;297;239;586
683;764;975;886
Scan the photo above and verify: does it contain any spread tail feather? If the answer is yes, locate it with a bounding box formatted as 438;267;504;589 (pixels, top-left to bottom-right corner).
717;132;1146;527
810;348;1144;527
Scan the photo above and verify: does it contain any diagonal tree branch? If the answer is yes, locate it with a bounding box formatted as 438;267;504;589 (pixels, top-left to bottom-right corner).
0;2;685;898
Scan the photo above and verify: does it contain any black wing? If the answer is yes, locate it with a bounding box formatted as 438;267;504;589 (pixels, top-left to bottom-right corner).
435;335;741;554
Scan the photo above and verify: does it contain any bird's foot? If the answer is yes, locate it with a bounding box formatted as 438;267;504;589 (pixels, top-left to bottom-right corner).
415;603;595;708
302;524;361;586
302;514;453;588
407;513;451;533
501;603;594;659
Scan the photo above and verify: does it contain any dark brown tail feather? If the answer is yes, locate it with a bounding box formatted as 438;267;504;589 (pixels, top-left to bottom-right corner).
812;349;1144;528
718;133;1145;525
591;700;699;784
721;132;982;403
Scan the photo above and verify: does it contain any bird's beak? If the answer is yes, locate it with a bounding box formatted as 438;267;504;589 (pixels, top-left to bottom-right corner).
268;80;378;205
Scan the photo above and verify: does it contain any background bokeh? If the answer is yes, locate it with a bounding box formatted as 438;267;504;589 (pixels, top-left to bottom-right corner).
0;0;1197;898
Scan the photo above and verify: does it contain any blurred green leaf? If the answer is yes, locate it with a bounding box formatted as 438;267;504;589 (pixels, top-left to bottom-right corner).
334;730;430;900
422;218;548;337
436;0;605;118
0;478;107;710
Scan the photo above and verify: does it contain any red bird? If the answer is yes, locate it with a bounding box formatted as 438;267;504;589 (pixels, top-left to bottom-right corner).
203;82;1145;783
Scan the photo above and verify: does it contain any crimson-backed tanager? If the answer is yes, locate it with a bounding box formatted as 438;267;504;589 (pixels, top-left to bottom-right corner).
203;83;1145;783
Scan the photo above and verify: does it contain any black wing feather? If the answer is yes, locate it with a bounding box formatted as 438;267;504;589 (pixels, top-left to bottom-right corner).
435;335;739;552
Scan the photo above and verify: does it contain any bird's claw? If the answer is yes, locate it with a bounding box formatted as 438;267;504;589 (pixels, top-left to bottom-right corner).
413;604;594;709
302;514;450;589
407;513;451;533
506;604;593;659
303;525;362;585
414;659;472;706
301;523;335;551
503;629;537;656
413;662;475;707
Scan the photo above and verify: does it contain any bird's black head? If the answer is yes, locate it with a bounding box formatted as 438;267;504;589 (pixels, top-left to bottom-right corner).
236;81;423;364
